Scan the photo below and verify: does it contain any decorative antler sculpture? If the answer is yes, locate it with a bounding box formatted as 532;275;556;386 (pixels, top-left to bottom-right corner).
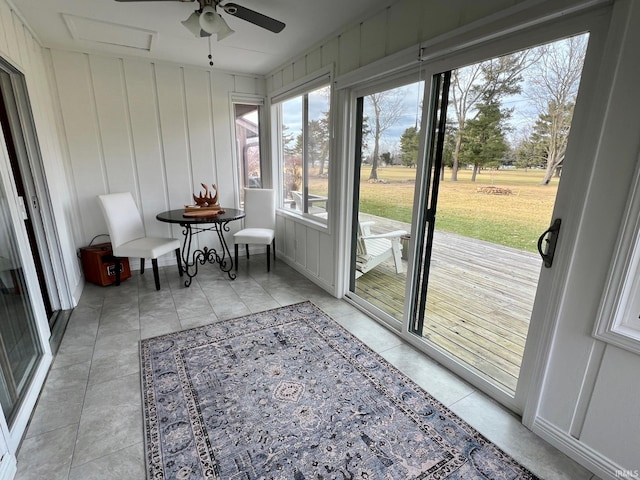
192;183;219;207
184;183;224;216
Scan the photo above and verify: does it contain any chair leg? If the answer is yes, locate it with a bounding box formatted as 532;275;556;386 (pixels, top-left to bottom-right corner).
234;244;239;271
245;244;249;259
267;244;270;272
152;258;160;290
273;239;276;260
391;240;404;274
140;258;145;274
175;248;183;277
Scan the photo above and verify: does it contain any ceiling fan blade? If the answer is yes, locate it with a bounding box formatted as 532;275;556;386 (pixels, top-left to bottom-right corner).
222;3;285;33
115;0;194;2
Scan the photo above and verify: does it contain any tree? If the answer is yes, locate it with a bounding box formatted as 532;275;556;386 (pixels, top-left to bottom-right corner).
308;86;331;177
449;52;534;181
511;126;541;170
283;154;302;194
380;151;392;166
281;126;302;197
360;115;371;153
525;35;587;184
282;125;300;158
439;123;457;180
366;91;405;181
530;104;573;180
308;112;330;176
400;126;420;167
458;101;510;181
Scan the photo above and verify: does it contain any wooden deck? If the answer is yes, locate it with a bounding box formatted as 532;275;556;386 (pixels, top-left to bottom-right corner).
354;215;542;394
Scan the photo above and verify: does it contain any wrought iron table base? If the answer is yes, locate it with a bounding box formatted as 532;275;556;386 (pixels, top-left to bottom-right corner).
180;222;236;286
156;208;244;287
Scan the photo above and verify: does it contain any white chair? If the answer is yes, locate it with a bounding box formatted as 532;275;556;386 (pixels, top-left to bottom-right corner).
97;192;182;290
290;190;328;217
355;221;408;277
234;188;276;272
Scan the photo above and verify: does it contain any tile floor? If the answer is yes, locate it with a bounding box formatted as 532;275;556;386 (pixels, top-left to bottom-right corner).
15;258;600;480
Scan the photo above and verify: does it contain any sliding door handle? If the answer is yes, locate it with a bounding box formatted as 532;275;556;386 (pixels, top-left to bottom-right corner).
537;218;561;268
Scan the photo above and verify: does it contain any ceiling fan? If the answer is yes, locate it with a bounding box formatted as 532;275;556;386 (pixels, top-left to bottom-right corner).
115;0;285;41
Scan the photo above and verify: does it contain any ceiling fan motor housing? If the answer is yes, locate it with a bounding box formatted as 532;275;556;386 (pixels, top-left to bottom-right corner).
198;0;217;10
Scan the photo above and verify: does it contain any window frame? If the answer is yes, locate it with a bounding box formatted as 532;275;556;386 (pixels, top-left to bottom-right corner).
594;153;640;354
230;94;266;208
270;67;333;226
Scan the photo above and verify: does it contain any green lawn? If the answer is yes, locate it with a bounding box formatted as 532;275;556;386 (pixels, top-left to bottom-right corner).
356;166;559;253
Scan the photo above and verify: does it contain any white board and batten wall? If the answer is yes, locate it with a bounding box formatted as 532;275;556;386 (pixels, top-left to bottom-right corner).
48;50;265;266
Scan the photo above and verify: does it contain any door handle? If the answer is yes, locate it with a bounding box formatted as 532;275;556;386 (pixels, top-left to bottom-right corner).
537;218;561;268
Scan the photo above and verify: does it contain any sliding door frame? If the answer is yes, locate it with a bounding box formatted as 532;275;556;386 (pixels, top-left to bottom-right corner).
0;60;74;315
338;4;614;416
343;69;431;332
0;58;55;455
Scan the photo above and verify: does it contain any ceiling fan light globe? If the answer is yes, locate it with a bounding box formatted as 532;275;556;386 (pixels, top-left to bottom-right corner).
199;6;223;35
216;18;235;40
181;11;201;37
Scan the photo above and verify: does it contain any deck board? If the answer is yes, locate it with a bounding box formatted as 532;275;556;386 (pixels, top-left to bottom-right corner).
354;215;542;394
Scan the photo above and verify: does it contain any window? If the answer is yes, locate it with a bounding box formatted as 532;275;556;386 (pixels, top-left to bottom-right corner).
274;80;331;222
233;102;262;205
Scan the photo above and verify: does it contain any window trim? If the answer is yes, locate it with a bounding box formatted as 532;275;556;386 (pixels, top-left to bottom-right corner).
270;66;333;105
594;153;640;355
271;67;333;226
229;93;266;207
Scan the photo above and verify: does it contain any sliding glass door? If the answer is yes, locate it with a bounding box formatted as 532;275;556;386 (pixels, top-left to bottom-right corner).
0;64;70;334
348;77;425;324
412;35;589;398
0;58;52;452
0;166;42;427
348;31;592;410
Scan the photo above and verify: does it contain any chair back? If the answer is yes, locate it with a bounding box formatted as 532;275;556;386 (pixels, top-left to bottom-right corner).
356;222;368;256
97;192;145;248
290;191;303;211
244;188;275;230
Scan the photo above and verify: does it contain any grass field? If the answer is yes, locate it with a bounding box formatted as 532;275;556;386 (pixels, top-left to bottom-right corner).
355;166;559;253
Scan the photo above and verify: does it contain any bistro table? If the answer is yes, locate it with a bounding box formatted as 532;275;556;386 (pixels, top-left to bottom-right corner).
156;208;245;286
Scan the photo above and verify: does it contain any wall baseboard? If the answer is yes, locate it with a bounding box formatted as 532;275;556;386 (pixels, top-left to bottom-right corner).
277;254;336;296
532;417;627;480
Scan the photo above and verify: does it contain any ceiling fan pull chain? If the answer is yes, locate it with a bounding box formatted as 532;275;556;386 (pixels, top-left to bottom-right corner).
208;36;213;66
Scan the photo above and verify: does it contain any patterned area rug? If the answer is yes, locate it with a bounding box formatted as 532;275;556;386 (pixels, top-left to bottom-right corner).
140;301;539;479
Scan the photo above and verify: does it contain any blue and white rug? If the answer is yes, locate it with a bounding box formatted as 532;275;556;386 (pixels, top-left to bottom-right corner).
140;301;538;479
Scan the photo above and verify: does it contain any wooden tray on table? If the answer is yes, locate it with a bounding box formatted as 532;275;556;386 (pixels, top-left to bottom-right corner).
182;206;225;218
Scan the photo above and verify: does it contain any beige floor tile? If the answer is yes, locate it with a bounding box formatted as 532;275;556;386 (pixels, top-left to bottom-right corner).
14;262;594;480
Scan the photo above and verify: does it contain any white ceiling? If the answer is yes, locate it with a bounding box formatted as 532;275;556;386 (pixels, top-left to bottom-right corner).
11;0;395;75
